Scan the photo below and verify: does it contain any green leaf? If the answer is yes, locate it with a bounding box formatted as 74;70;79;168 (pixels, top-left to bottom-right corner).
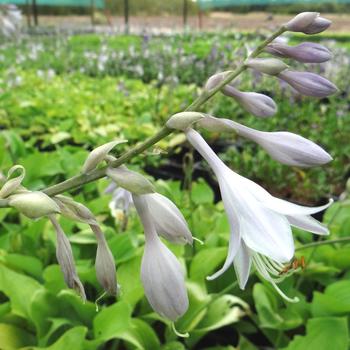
311;280;350;317
0;323;35;349
0;263;43;318
191;179;214;205
190;247;227;282
32;326;88;350
0;253;43;279
282;317;348;350
195;294;249;332
93;301;132;341
120;318;160;350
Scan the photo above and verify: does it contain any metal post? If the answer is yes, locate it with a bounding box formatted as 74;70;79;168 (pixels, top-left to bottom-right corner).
183;0;188;29
124;0;129;34
26;0;32;27
90;0;95;26
32;0;38;26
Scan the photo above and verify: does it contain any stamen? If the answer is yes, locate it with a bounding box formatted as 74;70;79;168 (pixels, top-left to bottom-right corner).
171;322;189;338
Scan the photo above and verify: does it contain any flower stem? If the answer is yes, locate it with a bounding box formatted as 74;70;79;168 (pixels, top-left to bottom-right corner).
295;237;350;251
0;26;286;207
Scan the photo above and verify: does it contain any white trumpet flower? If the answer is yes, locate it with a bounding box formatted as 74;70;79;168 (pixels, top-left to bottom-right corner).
133;194;189;321
186;129;332;301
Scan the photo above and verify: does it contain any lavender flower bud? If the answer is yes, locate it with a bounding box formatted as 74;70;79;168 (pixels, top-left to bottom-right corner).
197;116;332;167
278;70;338;97
285;12;331;34
54;195;97;225
91;224;117;295
143;193;193;245
0;165;25;198
303;16;332;35
133;195;188;321
265;42;332;63
222;85;277;118
49;215;86;301
204;71;233;90
166;112;204;131
82;140;127;174
9;191;61;219
245;58;288;76
106;166;155;195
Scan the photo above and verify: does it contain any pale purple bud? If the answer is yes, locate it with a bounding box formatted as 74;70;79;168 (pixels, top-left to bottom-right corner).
204;71;233;90
143;193;193;245
49;215;86;301
303;16;332;34
222;85;277;118
278;70;338;98
245;58;288;76
198;116;332;167
265;42;331;63
91;224;117;295
133;195;188;321
54;195;97;225
285;12;331;34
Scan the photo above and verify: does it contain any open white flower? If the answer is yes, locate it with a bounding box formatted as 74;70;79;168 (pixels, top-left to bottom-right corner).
186;128;332;301
133;194;189;320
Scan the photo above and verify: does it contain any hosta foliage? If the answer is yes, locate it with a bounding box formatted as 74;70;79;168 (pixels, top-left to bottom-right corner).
0;32;349;349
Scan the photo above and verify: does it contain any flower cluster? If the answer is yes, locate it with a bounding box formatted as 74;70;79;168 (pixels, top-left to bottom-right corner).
0;12;338;328
166;12;336;303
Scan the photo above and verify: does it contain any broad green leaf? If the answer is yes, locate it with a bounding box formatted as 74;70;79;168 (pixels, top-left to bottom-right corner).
194;294;249;332
282;317;348;350
0;323;35;349
0;253;43;279
190;247;227;282
119;318;160;350
0;263;43;318
191;179;214;205
31;326;88;350
311;280;350;316
93;301;132;341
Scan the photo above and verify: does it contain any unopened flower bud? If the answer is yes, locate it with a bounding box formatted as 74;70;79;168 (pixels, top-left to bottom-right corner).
166;112;204;131
91;224;117;295
0;165;25;199
133;195;188;321
9;191;61;219
82;140;127;174
222;85;277;118
197;115;236;133
278;70;338;98
49;215;86;301
285;12;331;34
143;193;193;245
107;166;155;195
245;58;288;76
54;195;97;225
202;116;332;167
265;42;331;63
204;71;233;90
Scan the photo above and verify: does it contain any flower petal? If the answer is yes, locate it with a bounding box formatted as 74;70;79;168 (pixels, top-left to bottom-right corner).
234;241;251;289
287;215;329;235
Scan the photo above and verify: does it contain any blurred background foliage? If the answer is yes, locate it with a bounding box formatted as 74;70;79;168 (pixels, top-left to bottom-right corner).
0;6;350;350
